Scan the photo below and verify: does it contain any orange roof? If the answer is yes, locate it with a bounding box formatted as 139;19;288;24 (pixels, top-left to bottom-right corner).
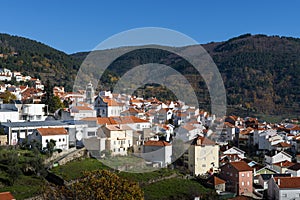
0;192;15;200
274;142;292;148
207;175;226;186
230;161;253;172
72;106;93;111
144;140;171;147
273;160;295;167
274;176;300;188
103;98;123;106
104;124;132;131
97;117;117;125
37;128;68;136
113;116;149;124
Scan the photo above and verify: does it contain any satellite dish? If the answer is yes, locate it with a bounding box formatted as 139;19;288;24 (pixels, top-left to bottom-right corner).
76;131;83;141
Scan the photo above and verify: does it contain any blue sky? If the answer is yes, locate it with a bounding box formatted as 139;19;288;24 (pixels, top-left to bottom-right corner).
1;1;300;54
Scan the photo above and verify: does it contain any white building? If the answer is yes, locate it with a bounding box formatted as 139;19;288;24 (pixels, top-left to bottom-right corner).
265;151;292;165
94;95;125;117
268;176;300;200
101;124;133;156
0;104;19;122
186;136;219;175
70;106;96;120
21;104;46;121
176;123;205;142
29;127;69;150
142;140;172;167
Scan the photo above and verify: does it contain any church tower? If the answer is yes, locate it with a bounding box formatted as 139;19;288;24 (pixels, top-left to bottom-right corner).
86;82;94;104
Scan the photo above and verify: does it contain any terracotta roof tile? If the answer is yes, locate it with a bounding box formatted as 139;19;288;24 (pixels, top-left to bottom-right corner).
0;192;15;200
230;161;253;172
274;176;300;188
273;160;295;168
103;98;123;106
72;106;93;111
103;124;132;131
287;163;300;171
144;140;171;147
37;127;68;136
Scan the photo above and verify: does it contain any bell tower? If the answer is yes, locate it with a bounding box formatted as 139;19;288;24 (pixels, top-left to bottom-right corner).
86;82;94;104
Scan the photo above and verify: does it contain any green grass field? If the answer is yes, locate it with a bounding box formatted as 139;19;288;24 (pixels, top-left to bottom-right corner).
143;178;217;200
50;158;217;200
0;175;44;200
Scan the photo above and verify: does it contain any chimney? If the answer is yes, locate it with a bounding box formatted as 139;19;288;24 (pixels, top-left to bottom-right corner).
278;178;280;186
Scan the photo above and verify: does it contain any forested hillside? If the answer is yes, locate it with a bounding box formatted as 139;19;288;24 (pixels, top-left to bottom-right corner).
1;33;299;116
0;34;80;91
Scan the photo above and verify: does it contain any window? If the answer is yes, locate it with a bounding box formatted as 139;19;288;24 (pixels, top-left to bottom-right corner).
242;173;244;177
46;139;48;143
59;139;61;142
63;138;65;142
247;181;250;186
242;181;244;186
230;173;232;176
202;164;206;167
281;194;287;197
114;141;116;145
247;173;249;177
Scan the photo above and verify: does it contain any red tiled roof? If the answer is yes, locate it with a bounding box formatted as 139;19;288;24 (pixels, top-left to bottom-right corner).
113;116;149;124
96;117;118;125
273;160;295;168
287;163;300;171
0;192;15;200
37;128;68;136
104;124;132;131
274;177;300;189
274;142;292;148
207;175;226;186
72;106;93;111
103;98;123;106
144;140;171;147
230;161;253;172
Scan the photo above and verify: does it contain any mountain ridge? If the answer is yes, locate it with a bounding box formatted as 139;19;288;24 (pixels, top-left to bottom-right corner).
0;33;299;117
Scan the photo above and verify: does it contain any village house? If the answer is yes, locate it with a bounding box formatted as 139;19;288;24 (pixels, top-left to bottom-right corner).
265;151;292;165
142;140;172;167
267;176;300;200
94;95;125;117
186;135;219;176
28;127;69;150
220;146;246;163
69;106;96;120
2;120;87;146
219;161;253;196
176;123;205;142
101;124;133;156
206;175;226;193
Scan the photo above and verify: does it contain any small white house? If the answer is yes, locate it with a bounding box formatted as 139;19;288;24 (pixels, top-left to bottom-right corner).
29;127;69;150
265;151;292;165
222;146;245;159
142;140;172;167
